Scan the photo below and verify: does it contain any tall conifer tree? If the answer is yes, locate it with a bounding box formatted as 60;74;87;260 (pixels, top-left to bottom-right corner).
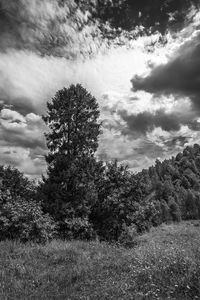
41;84;101;234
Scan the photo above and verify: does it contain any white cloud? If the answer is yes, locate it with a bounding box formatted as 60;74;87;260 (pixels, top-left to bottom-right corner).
0;33;179;115
0;0;104;58
26;113;41;123
0;145;46;177
1;108;26;123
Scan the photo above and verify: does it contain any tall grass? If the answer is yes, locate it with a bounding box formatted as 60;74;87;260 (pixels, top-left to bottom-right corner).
0;221;200;299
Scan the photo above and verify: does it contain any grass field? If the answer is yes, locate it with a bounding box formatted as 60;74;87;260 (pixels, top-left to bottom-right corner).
0;221;200;299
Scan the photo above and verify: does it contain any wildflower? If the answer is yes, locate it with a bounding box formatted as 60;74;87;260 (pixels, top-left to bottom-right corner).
186;285;190;289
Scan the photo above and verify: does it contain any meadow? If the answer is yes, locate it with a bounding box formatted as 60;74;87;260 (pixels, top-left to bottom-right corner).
0;221;200;299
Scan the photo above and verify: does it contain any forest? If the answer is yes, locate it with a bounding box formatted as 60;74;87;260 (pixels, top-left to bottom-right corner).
0;84;200;244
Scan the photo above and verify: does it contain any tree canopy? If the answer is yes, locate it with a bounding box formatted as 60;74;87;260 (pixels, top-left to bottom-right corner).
41;84;102;238
43;84;101;166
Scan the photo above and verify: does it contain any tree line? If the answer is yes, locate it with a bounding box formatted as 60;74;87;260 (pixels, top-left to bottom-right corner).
0;84;200;243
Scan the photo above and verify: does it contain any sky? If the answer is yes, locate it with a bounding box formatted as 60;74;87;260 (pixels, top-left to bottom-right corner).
0;0;200;178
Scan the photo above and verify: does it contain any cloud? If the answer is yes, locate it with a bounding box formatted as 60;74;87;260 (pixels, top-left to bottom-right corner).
118;108;197;135
0;39;157;115
0;25;170;177
0;108;47;177
119;109;180;134
131;32;200;111
1;108;26;123
0;109;46;150
80;0;200;34
164;136;189;149
0;0;107;59
96;128;160;173
145;124;200;154
1;1;200;178
0;145;46;178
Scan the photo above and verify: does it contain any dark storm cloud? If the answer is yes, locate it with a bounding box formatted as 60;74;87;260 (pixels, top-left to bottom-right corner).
131;33;200;111
119;109;189;135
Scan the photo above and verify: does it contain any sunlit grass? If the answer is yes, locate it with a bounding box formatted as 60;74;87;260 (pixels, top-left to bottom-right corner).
0;221;200;299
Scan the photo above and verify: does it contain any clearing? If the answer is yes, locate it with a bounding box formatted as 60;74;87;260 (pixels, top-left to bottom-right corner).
0;221;200;299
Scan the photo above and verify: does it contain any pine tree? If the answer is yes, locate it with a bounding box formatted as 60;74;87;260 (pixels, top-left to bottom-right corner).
168;197;181;222
41;84;101;237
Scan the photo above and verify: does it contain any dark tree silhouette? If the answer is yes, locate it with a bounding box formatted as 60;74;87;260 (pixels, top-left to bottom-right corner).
43;84;101;163
41;84;101;237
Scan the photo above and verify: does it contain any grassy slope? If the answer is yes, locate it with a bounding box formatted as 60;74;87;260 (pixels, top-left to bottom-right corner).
1;221;200;300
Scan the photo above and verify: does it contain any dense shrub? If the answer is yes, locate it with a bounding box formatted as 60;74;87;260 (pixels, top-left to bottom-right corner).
161;199;172;223
0;165;36;201
91;189;137;241
185;190;198;219
118;224;138;246
60;217;97;240
132;201;161;233
0;191;56;243
168;197;182;222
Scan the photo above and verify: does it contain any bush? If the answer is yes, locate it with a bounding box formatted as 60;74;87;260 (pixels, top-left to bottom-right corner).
0;191;56;243
118;224;138;247
92;190;136;241
60;217;97;240
168;197;182;222
132;201;161;233
0;165;36;201
161;199;172;223
185;190;198;219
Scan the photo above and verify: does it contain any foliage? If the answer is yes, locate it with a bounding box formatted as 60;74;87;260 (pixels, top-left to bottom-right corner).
92;143;200;241
0;165;36;201
43;84;101;164
38;84;200;242
0;166;56;243
60;217;97;240
118;223;138;247
2;82;200;243
131;200;162;233
90;161;133;239
92;190;134;241
0;190;56;243
185;189;198;219
41;84;101;238
168;197;182;222
160;199;172;223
